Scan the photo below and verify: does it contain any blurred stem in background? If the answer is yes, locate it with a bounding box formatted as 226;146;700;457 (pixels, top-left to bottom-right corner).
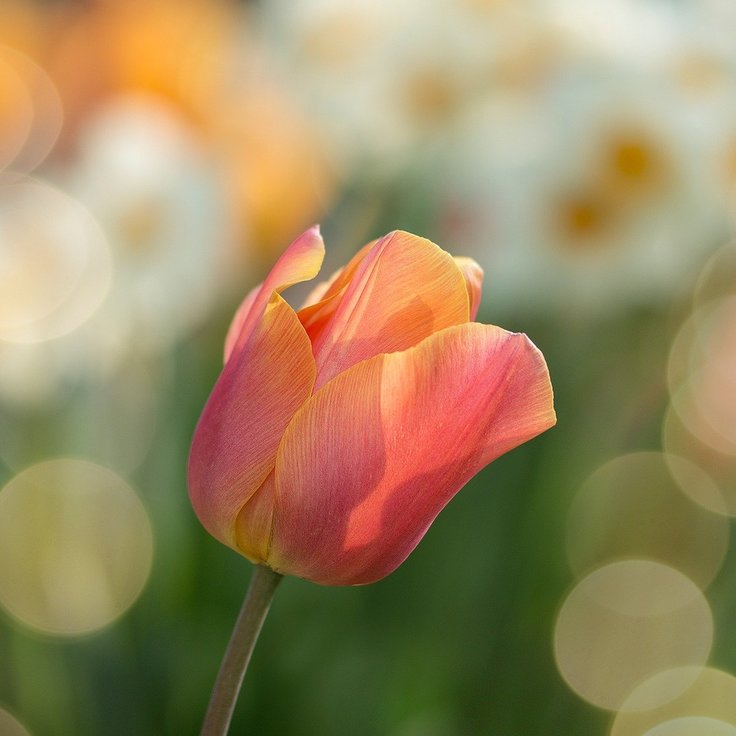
201;565;282;736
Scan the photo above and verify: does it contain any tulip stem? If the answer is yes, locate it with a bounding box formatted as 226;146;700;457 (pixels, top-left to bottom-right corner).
200;564;283;736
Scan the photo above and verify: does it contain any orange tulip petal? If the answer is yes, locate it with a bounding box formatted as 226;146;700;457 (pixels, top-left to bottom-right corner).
188;293;316;548
454;256;484;320
309;231;470;389
226;225;324;363
268;322;556;585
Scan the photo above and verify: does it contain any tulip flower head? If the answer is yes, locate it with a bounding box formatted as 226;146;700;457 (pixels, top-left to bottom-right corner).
188;227;555;585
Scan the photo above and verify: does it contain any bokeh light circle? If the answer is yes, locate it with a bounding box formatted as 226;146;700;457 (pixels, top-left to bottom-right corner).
554;560;712;711
692;241;736;308
0;708;31;736
667;297;736;456
0;180;112;343
662;403;736;516
644;717;736;736
0;45;63;175
69;93;230;350
566;452;729;588
0;52;34;172
667;298;715;394
0;459;153;636
611;668;736;736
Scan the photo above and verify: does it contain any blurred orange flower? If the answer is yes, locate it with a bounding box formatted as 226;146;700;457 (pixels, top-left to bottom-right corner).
5;0;334;257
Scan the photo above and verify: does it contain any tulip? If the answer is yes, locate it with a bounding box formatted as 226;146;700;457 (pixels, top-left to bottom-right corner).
188;227;555;586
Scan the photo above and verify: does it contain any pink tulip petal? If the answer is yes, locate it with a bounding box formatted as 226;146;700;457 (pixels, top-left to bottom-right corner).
308;231;470;389
268;322;556;585
454;256;484;320
188;293;316;548
226;225;324;363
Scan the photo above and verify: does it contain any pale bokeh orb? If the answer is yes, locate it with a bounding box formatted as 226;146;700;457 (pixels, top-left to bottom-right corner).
0;459;153;636
0;180;111;344
691;241;736;308
0;45;63;175
567;452;728;588
554;560;712;711
0;51;33;172
644;717;736;736
0;708;31;736
611;667;736;736
662;404;736;516
668;297;736;457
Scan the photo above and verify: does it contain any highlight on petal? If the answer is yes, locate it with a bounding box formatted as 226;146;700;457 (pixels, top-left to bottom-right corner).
188;292;316;549
307;231;471;389
268;322;556;585
454;256;484;321
226;225;324;362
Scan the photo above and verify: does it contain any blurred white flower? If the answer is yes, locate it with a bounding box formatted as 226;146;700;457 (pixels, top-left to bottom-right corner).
544;0;683;68
257;0;555;176
258;0;736;314
65;93;234;353
438;68;730;313
0;94;234;408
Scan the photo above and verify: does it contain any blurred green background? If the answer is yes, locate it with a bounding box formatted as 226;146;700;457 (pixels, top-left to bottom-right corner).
3;0;736;734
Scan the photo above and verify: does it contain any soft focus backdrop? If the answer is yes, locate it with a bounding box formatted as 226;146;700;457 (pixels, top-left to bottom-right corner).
3;0;736;734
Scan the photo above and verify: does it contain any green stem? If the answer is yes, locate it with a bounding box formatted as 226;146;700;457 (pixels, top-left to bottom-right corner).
200;565;283;736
